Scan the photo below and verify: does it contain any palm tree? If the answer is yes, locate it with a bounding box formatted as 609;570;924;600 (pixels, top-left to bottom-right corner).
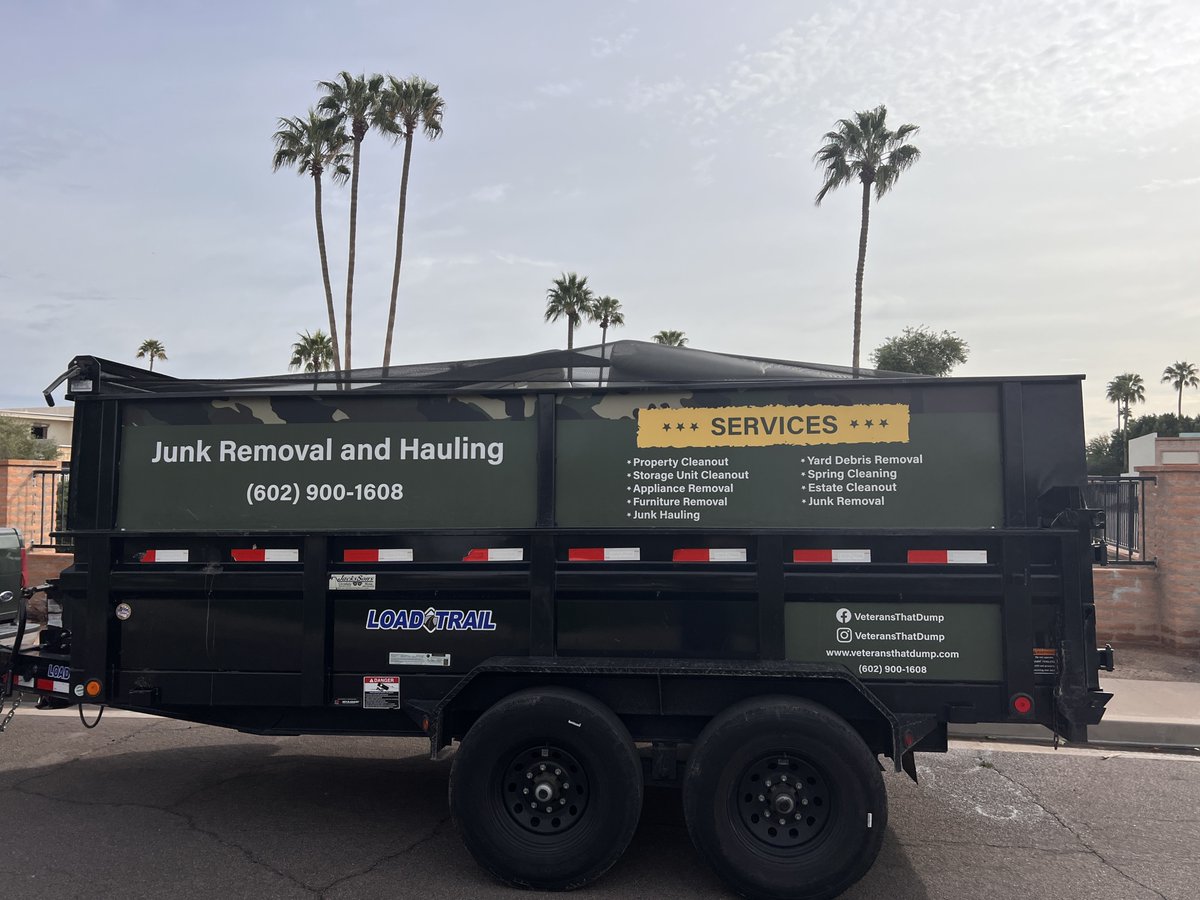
379;75;445;375
1161;361;1199;418
136;339;168;372
272;110;351;372
544;273;595;382
814;105;921;373
289;329;335;373
589;296;625;385
652;330;687;347
1105;373;1146;471
318;71;385;374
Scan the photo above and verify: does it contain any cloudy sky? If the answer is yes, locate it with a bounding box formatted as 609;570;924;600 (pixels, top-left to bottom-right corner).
2;0;1198;438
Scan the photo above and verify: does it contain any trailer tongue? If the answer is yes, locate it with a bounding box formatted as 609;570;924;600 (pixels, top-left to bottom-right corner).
2;343;1111;899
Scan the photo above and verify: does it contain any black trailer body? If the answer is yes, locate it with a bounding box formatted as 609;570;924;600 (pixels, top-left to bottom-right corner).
4;347;1111;899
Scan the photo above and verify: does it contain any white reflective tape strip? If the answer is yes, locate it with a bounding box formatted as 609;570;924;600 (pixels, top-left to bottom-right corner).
831;549;871;563
152;549;189;563
377;548;414;562
52;681;69;694
603;547;640;561
946;550;988;564
263;549;299;562
16;676;34;688
486;548;524;561
708;548;747;562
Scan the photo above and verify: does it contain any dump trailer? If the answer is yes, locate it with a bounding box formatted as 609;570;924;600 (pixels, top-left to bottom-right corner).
2;343;1111;900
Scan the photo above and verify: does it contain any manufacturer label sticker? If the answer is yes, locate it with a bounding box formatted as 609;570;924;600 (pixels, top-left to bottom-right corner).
330;573;377;591
362;676;400;709
389;652;451;668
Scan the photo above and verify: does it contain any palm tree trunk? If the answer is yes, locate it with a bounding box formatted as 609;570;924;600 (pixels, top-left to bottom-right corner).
382;132;415;377
313;173;342;373
566;320;574;383
852;180;871;375
1178;385;1183;419
599;323;608;387
343;138;363;375
148;357;154;372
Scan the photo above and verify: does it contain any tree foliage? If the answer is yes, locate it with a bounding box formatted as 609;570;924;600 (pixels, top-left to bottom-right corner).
652;330;687;347
813;105;921;371
289;330;335;373
869;326;968;376
0;417;59;461
1161;361;1199;418
1086;412;1200;475
136;339;168;371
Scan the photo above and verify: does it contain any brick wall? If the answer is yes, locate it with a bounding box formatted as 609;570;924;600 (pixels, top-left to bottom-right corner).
0;459;65;543
1092;465;1200;652
1094;566;1161;647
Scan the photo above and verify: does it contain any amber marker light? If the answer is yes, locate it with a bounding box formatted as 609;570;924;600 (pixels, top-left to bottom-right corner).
84;679;103;698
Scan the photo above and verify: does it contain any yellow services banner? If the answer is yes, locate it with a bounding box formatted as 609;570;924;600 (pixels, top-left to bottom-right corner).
637;404;910;449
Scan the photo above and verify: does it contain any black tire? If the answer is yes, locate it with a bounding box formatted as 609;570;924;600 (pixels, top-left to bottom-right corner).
449;687;643;890
683;696;887;900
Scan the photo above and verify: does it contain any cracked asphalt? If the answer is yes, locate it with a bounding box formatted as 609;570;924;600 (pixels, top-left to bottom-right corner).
1;711;1197;899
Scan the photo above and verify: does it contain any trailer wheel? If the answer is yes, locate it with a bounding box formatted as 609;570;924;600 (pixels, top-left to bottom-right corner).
449;687;643;890
682;696;887;900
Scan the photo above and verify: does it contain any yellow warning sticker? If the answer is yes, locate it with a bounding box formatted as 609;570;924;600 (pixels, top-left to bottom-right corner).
637;404;910;449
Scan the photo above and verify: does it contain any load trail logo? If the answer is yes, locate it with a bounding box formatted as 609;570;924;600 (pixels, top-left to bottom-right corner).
366;608;496;632
638;403;910;449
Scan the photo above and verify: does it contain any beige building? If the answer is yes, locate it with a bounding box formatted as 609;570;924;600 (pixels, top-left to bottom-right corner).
0;406;74;458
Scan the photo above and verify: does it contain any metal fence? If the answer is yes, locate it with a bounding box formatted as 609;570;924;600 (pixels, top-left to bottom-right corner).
28;464;70;552
1086;475;1155;565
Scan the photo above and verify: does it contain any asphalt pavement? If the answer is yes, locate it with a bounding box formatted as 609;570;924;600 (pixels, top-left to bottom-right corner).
0;711;1196;900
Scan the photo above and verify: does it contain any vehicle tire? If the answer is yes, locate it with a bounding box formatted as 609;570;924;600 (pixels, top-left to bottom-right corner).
682;696;887;900
449;687;643;890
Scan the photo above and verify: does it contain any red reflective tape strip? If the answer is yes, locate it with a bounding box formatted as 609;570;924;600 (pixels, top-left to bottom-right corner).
908;550;949;564
674;548;746;562
568;548;640;562
232;549;298;562
463;548;523;562
344;549;380;563
35;678;54;692
569;548;605;561
141;550;157;563
908;550;987;565
793;549;833;563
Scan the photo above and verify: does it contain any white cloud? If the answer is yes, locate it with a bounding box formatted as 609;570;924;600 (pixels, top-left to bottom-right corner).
1142;176;1200;193
591;27;638;59
471;183;510;203
492;251;558;269
627;77;685;112
538;80;582;98
683;0;1200;152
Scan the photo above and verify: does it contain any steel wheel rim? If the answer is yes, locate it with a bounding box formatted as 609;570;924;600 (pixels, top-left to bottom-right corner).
502;745;590;835
734;752;832;849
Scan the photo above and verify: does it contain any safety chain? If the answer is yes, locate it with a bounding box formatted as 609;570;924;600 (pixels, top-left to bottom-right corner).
0;692;22;733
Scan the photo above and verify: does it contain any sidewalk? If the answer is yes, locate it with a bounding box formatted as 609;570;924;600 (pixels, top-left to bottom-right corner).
951;677;1200;750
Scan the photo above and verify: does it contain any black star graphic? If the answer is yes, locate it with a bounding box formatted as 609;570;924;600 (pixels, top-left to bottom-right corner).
865;419;874;428
849;420;859;428
662;422;671;431
880;418;889;427
690;422;699;431
675;422;685;431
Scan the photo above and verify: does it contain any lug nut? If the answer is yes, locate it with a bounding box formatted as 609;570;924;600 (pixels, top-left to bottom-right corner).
526;772;533;779
779;818;786;825
780;775;788;782
522;788;529;795
801;798;808;806
794;813;801;820
540;764;546;772
764;779;772;787
758;794;765;802
559;799;566;805
554;768;561;776
562;783;569;789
